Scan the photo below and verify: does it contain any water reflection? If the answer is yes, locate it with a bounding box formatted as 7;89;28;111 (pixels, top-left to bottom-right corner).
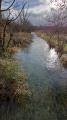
46;48;61;70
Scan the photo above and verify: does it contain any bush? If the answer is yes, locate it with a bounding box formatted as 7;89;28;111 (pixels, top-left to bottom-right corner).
0;59;26;82
0;58;31;103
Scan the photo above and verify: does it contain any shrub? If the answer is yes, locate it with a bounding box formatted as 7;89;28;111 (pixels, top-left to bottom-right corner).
0;58;31;103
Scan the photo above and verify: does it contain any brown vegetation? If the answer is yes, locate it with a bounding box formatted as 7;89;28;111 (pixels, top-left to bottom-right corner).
2;32;32;55
12;32;32;47
60;55;67;68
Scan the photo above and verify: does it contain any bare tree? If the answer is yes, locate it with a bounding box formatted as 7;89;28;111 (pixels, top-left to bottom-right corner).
51;0;67;22
18;1;32;32
51;0;67;10
50;0;67;54
0;0;27;51
46;8;67;55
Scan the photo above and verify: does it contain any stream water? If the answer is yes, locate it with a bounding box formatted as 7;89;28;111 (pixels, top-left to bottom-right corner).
0;33;67;120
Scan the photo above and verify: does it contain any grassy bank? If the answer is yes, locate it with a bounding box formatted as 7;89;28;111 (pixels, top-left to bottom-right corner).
36;31;67;68
0;32;32;57
0;57;31;105
0;32;32;106
12;32;32;48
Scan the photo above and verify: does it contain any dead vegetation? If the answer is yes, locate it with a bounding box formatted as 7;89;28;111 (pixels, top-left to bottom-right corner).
12;32;32;47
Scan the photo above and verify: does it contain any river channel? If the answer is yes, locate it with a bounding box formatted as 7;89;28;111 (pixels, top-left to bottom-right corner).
0;33;67;120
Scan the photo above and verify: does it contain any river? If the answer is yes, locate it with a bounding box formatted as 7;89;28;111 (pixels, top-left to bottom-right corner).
0;33;67;120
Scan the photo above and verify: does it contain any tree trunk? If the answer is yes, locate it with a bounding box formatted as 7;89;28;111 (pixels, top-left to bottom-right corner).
0;0;2;18
0;0;2;48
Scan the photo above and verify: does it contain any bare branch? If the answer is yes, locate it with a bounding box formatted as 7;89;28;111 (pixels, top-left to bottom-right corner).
2;0;11;4
0;0;16;12
11;2;27;22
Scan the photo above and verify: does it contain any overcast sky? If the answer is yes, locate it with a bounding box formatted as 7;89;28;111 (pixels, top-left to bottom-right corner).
2;0;56;26
28;0;53;26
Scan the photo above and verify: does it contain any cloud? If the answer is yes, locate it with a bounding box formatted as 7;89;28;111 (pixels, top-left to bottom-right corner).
39;0;50;4
1;0;56;26
27;1;52;26
27;0;59;26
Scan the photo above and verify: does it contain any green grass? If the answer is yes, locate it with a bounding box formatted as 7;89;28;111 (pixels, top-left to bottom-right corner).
64;44;67;51
41;34;51;41
0;58;26;83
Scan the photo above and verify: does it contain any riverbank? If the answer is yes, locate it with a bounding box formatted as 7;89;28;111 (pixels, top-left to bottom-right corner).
0;32;32;105
7;32;32;55
36;31;67;68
